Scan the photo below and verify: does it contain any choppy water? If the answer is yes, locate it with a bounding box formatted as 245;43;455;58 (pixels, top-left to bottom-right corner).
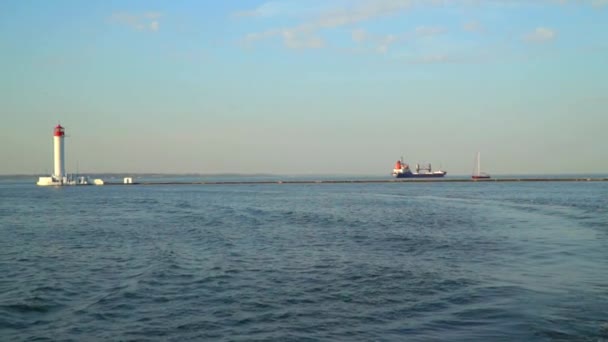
1;178;608;341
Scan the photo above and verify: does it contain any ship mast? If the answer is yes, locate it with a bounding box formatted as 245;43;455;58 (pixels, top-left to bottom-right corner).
473;152;481;176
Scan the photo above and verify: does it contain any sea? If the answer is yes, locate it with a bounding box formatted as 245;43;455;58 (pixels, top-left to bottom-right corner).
1;175;608;341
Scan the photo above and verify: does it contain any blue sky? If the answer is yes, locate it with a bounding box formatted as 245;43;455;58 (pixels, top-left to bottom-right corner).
1;0;607;175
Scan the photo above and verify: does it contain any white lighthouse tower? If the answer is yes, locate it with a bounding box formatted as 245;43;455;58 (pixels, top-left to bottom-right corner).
53;124;65;179
37;124;91;186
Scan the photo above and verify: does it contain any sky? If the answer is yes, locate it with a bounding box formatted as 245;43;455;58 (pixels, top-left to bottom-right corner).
1;0;607;175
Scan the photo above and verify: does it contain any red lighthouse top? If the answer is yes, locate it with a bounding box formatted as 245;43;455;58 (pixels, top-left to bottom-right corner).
54;124;65;137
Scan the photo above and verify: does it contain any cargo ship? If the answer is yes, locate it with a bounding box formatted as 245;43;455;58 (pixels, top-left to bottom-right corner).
392;158;447;178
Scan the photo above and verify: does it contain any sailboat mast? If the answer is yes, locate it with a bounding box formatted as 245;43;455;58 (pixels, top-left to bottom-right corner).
477;152;481;175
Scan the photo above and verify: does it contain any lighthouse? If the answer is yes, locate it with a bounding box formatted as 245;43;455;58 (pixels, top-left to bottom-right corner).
37;124;92;186
53;124;65;179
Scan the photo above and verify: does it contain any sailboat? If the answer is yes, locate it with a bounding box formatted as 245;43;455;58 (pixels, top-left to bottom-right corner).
472;152;491;180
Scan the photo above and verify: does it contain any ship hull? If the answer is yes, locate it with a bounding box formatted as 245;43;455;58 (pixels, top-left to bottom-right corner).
394;172;447;178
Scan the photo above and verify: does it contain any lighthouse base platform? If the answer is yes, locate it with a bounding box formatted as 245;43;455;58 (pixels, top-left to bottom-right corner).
37;176;92;186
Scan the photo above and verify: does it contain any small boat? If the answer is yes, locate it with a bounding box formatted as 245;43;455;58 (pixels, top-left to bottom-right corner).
472;152;490;180
392;157;447;178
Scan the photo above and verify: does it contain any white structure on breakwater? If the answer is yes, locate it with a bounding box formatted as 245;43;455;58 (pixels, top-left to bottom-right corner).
37;124;92;186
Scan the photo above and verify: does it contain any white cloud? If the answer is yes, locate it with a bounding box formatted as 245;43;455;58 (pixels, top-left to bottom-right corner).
237;0;608;23
238;1;455;50
110;12;162;32
236;0;602;51
405;51;494;64
233;1;336;18
346;25;448;54
282;30;325;49
352;28;369;43
149;21;160;32
242;28;325;50
408;54;454;64
524;27;557;43
377;34;397;53
144;12;162;20
415;26;447;36
314;0;413;28
351;28;401;53
238;0;415;49
463;21;484;33
234;1;288;17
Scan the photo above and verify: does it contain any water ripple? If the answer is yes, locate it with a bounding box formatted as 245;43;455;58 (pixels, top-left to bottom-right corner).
1;181;607;340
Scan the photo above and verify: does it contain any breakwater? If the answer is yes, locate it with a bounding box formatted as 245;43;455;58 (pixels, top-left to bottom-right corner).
104;177;608;186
